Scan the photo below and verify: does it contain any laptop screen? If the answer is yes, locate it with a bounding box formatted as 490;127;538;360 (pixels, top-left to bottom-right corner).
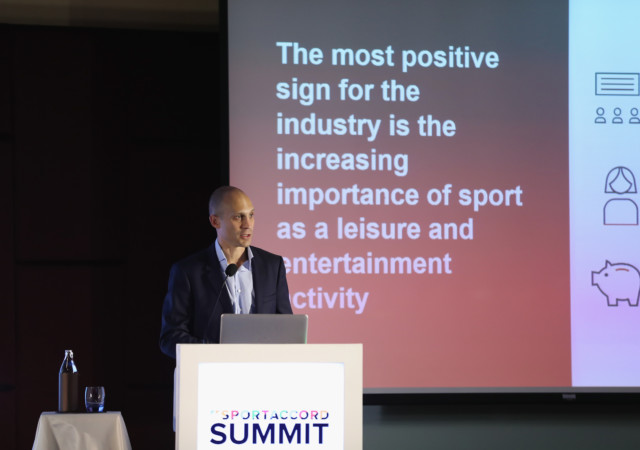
219;314;308;344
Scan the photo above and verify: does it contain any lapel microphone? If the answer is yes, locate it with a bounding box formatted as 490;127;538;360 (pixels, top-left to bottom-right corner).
203;263;238;343
225;263;239;278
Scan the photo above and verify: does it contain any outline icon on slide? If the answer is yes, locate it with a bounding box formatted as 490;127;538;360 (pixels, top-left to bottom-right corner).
591;261;640;307
612;107;623;124
603;166;638;226
603;199;638;225
595;73;640;96
594;107;640;125
604;166;636;194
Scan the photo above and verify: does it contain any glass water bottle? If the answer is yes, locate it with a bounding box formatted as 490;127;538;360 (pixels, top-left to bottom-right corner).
58;349;79;412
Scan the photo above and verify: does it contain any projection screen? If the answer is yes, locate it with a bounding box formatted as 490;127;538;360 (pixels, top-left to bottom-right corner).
227;0;640;393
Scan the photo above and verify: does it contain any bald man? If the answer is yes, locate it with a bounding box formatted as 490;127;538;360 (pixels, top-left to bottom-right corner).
160;186;292;358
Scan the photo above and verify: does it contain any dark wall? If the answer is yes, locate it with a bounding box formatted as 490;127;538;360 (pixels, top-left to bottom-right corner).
0;25;224;449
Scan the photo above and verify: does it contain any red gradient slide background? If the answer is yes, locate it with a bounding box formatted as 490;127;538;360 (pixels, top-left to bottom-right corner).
229;0;569;389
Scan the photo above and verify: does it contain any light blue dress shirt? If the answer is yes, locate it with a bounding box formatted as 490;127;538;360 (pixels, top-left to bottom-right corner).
215;240;254;314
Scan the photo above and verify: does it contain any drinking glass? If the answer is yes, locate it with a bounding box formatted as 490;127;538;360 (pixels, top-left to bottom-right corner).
85;386;105;413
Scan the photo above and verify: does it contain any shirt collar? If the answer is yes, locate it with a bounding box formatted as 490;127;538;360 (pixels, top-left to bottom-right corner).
214;239;253;270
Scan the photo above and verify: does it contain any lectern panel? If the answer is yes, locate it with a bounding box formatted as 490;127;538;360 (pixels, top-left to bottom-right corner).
176;344;362;450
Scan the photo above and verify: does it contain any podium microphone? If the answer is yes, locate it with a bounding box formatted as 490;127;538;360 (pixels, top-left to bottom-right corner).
203;263;238;343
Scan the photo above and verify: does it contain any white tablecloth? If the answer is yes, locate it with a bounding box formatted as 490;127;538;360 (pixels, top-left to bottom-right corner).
32;411;132;450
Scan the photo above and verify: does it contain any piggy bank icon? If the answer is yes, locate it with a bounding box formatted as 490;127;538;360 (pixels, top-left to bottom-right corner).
591;261;640;306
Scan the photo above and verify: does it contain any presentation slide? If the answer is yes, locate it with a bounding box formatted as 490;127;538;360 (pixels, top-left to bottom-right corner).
227;0;640;391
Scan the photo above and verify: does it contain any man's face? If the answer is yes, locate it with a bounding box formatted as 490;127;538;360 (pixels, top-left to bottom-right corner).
210;191;255;250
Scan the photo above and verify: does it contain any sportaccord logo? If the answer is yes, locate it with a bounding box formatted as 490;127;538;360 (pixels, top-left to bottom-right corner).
209;408;331;445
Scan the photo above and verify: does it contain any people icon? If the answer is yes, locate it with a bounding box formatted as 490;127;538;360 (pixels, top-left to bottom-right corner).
603;166;638;226
630;107;640;124
595;107;606;124
612;107;623;124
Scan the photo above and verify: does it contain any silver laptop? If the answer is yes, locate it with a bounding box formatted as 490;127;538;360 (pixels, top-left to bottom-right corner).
220;314;308;344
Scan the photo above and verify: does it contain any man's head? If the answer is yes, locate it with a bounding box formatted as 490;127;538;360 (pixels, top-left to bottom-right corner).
208;186;255;250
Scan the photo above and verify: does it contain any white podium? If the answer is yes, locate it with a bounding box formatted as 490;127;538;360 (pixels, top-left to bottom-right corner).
175;343;362;450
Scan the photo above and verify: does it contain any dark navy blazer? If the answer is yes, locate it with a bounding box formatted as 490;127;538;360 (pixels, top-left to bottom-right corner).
159;244;292;358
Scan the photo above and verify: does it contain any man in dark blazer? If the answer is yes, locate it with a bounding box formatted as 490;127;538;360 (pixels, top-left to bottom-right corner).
159;186;292;359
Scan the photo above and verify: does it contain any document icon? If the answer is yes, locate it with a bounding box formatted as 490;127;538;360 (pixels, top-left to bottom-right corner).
596;73;639;96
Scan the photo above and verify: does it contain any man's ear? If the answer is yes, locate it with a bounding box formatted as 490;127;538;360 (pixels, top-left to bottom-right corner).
209;214;219;229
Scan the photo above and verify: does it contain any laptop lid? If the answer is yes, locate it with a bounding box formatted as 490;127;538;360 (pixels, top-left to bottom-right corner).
219;314;308;344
